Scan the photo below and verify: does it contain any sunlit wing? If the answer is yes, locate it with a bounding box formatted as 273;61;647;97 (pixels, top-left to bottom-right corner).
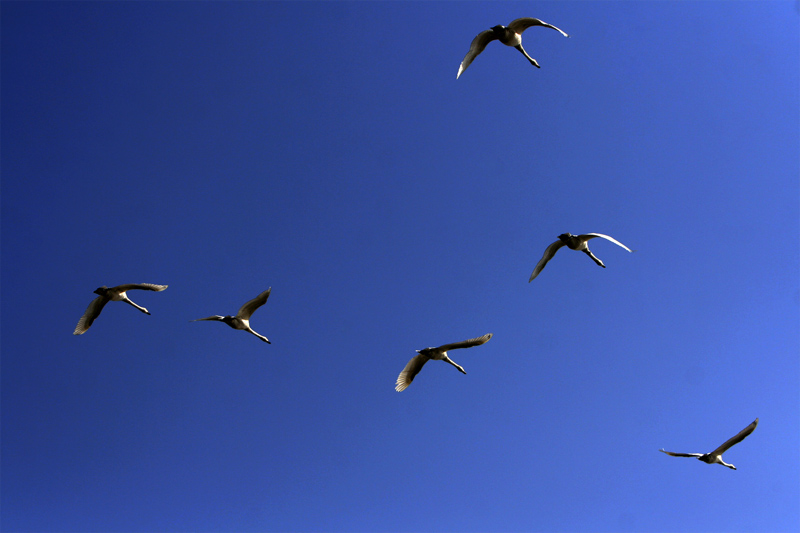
237;288;271;320
582;233;633;253
457;29;498;79
73;295;109;335
710;418;758;456
435;333;493;352
659;449;703;458
507;18;569;38
529;240;566;281
396;353;430;391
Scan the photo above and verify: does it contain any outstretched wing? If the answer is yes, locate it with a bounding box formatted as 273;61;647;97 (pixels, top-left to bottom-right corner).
659;449;703;458
74;295;109;335
581;233;633;253
191;315;225;322
396;353;430;392
529;240;566;281
237;288;271;320
710;418;759;456
435;333;493;352
507;18;569;38
113;283;168;292
457;29;499;79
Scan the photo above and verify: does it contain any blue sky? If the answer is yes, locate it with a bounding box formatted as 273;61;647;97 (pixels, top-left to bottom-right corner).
1;1;798;531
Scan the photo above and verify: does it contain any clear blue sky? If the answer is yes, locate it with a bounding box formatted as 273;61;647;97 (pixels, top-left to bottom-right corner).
2;1;798;531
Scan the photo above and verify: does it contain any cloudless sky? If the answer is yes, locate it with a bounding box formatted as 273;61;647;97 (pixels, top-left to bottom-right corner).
2;1;798;531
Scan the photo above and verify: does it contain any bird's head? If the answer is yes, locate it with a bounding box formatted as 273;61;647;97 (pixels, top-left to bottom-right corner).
490;24;506;35
558;233;574;242
93;286;109;295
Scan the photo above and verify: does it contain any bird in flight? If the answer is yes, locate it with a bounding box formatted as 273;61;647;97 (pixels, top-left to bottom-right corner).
74;283;168;335
192;288;272;343
660;418;759;470
529;233;633;281
396;333;493;391
457;17;569;79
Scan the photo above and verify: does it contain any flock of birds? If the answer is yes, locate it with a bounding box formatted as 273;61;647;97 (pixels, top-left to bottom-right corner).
73;17;758;469
74;285;273;344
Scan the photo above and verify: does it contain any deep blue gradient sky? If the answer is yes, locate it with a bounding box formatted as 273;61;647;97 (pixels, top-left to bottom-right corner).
2;1;798;531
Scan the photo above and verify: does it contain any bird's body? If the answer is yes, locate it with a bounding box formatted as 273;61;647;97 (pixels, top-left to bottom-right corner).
529;232;633;281
660;418;759;470
73;283;168;335
192;288;272;343
457;17;569;79
395;333;493;391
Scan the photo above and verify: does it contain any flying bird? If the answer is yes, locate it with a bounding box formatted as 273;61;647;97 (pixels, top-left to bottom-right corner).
192;288;272;343
457;17;569;79
73;283;168;335
660;418;759;470
395;333;493;391
529;233;633;282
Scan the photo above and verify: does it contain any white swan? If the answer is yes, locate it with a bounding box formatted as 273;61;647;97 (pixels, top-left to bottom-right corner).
660;418;759;470
192;288;272;343
457;17;569;79
396;333;493;391
529;233;633;281
74;283;168;335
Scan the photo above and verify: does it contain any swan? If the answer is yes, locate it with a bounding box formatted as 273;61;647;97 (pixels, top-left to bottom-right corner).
457;17;569;79
396;333;493;391
529;233;633;281
73;283;168;335
192;288;272;343
660;418;759;470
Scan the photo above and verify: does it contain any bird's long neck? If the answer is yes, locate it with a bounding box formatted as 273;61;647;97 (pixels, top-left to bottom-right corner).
717;458;736;469
442;354;466;374
122;297;149;314
583;249;605;267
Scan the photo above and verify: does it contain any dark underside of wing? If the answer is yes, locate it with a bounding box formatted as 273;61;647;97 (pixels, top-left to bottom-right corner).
710;418;759;456
435;333;493;352
237;288;271;319
74;295;109;334
396;353;430;391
